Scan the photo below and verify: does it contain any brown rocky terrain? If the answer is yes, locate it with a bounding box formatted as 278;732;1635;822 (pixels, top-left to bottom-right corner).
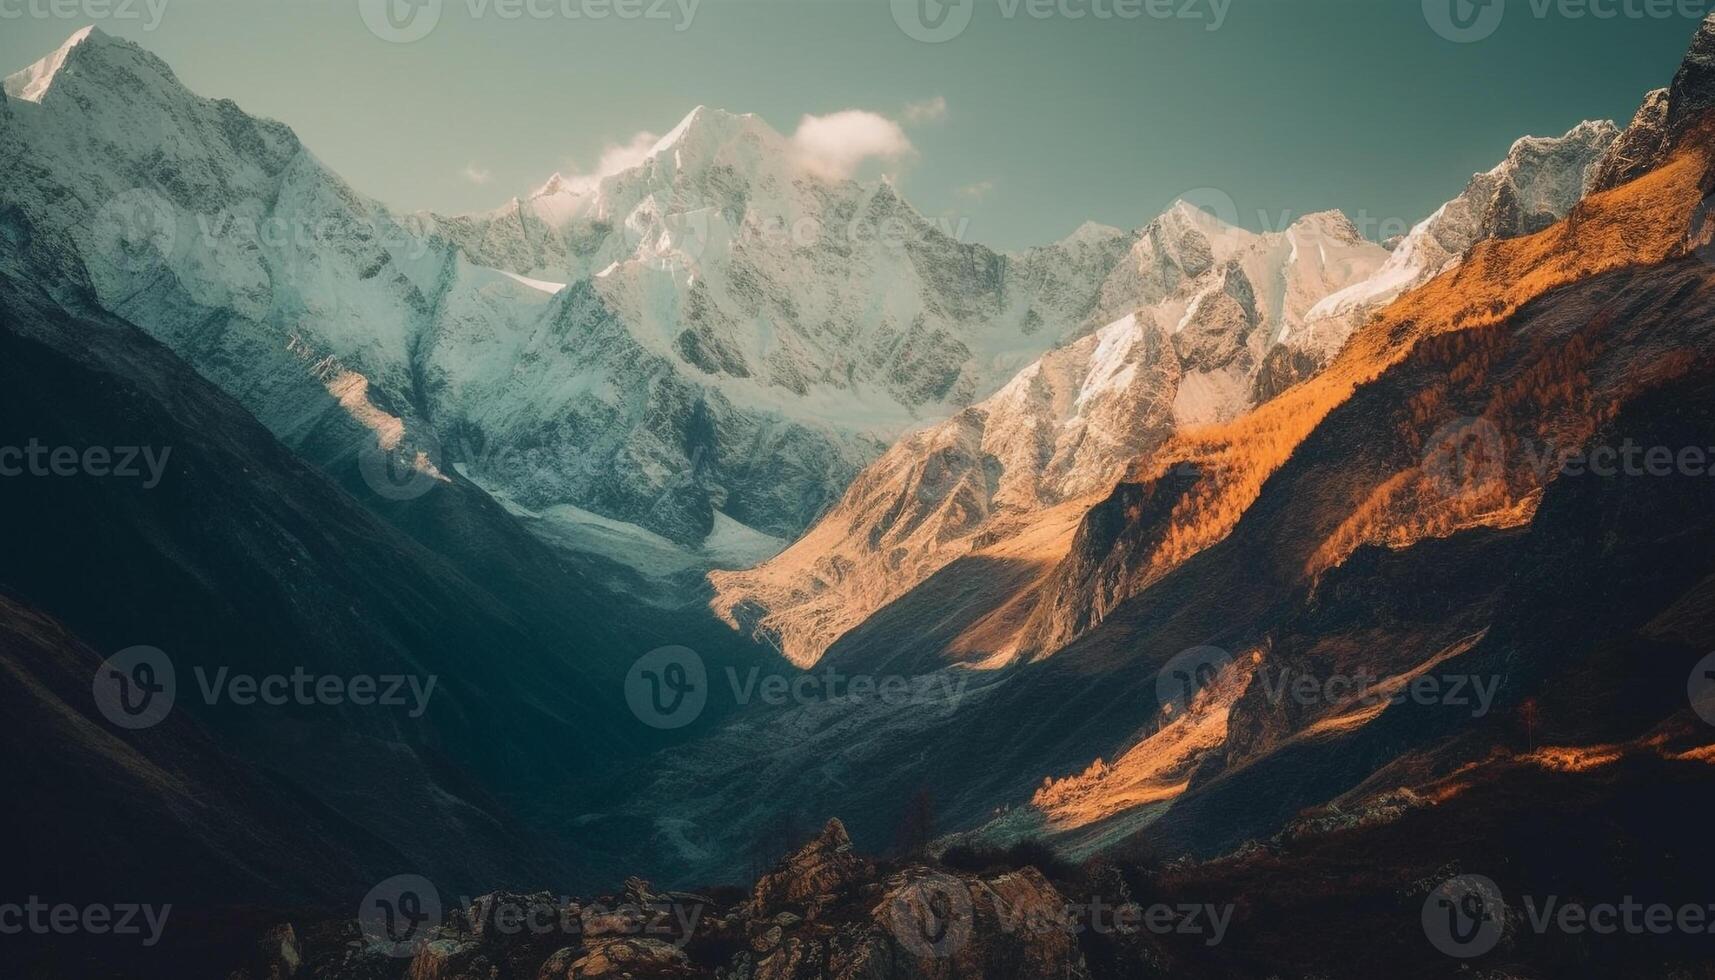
649;15;1715;896
218;820;1095;980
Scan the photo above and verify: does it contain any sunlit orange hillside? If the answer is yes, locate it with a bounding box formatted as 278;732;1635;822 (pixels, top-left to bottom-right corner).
1017;135;1713;657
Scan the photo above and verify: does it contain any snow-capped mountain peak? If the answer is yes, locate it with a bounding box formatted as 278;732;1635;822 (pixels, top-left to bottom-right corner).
1;28;1154;557
1303;119;1618;333
1;24;194;108
708;115;1624;668
1159;197;1244;241
1;24;199;114
1061;220;1128;246
650;105;780;160
1284;208;1364;242
710;195;1401;666
2;24;101;103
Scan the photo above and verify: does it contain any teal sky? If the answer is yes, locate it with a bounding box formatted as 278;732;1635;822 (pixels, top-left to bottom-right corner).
1;0;1701;249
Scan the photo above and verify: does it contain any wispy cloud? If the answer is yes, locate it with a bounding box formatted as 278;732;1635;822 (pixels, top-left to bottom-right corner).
957;179;998;201
559;131;661;193
902;96;948;125
791;110;915;180
461;164;493;185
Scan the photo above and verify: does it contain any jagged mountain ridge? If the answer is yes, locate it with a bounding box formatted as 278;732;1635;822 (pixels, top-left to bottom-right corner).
708;121;1615;670
964;37;1715;858
0;30;1138;552
1303;119;1618;339
1013;26;1715;663
627;18;1715;889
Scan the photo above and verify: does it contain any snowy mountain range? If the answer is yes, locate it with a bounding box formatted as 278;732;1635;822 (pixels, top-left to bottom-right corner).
709;121;1619;667
1304;119;1619;331
0;29;1136;561
9;15;1715;976
0;25;1619;609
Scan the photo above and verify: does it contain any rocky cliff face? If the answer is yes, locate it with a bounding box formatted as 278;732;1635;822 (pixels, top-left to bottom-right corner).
1016;121;1706;663
1589;15;1715;193
1301;119;1617;343
653;21;1715;890
411;108;1140;546
225;820;1092;980
708;119;1615;671
1590;89;1671;193
944;45;1715;863
709;205;1392;668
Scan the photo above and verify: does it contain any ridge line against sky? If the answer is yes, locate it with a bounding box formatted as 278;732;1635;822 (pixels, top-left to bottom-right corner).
0;0;1700;250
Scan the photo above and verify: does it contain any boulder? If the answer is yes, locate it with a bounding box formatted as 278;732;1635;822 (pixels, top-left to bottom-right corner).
750;819;873;916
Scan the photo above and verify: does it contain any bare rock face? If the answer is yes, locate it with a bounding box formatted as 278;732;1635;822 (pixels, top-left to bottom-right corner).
1589;88;1671;193
750;819;874;916
712;206;1388;670
404;939;494;980
872;867;1089;980
245;816;1094;979
1591;15;1715;194
734;864;1089;980
2;30;1140;553
565;937;693;978
1667;12;1715;135
225;923;303;980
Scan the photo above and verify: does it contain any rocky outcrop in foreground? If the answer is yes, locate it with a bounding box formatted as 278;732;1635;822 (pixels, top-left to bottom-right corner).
230;820;1090;980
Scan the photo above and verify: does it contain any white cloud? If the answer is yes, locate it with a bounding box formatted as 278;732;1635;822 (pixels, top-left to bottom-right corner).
957;179;998;201
560;130;661;192
902;96;948;125
790;110;915;180
461;164;493;185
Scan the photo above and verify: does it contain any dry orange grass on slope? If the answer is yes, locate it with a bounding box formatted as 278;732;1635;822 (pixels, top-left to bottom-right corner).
1120;141;1712;593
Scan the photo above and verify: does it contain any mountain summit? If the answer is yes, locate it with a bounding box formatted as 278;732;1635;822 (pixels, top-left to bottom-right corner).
0;31;1135;557
711;120;1617;669
711;204;1396;668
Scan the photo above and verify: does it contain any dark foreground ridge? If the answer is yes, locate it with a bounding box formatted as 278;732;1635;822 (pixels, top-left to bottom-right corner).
207;765;1715;980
